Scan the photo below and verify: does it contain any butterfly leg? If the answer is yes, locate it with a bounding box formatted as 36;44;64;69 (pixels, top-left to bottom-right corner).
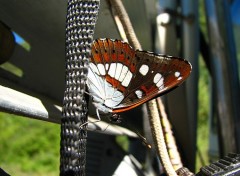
84;90;91;97
96;108;101;121
79;109;102;129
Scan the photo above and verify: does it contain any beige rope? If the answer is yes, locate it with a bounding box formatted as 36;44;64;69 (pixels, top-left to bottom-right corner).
148;100;178;176
157;98;183;171
109;0;178;175
108;0;141;49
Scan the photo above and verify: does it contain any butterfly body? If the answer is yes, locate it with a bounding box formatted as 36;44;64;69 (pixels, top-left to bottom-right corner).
87;38;192;117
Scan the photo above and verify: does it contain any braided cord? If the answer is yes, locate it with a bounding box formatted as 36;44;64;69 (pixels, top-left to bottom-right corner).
147;100;177;176
60;1;100;176
157;98;183;170
108;0;141;49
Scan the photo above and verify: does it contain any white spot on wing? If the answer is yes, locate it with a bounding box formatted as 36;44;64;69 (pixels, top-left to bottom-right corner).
177;76;183;80
122;71;133;87
175;71;183;81
139;64;149;76
97;64;106;75
135;90;143;99
108;63;116;77
105;63;109;70
119;65;128;82
156;77;164;90
174;71;180;77
153;73;162;83
115;63;123;80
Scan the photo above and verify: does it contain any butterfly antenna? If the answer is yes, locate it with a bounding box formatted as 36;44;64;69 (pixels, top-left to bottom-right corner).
120;118;152;149
135;130;152;149
79;119;102;129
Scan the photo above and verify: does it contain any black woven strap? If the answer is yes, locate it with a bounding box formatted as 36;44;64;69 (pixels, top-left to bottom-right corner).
60;1;100;176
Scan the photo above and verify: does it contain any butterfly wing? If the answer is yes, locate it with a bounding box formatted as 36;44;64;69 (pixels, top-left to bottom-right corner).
113;50;192;113
87;38;136;111
87;38;192;113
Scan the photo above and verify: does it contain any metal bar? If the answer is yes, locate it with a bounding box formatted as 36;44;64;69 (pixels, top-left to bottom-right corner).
0;83;138;138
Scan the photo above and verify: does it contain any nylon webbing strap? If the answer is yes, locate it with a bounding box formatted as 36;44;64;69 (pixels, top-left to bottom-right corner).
60;1;100;176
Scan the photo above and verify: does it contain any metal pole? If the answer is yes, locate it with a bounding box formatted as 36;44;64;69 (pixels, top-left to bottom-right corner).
181;0;199;170
205;0;240;155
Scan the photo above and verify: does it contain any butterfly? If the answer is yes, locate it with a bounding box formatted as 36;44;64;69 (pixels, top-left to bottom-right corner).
87;38;192;119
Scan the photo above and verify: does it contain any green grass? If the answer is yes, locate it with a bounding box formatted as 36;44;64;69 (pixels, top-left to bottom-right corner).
0;113;60;175
195;57;210;172
195;1;211;172
0;62;23;77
